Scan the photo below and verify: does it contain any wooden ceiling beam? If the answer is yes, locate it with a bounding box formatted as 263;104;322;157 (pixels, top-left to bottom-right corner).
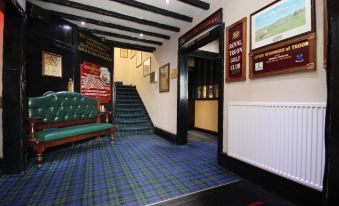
104;39;156;52
109;0;193;22
47;10;171;39
38;0;180;32
80;28;163;46
178;0;210;10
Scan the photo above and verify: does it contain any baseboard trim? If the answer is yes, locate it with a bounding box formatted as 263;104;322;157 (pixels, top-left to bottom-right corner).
154;127;176;144
0;158;3;174
219;153;322;205
192;127;218;136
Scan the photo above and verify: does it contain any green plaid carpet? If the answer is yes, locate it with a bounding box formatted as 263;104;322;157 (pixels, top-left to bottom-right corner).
0;135;240;205
115;85;154;136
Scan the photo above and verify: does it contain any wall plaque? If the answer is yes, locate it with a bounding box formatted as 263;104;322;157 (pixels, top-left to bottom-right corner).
249;33;316;78
42;51;62;78
226;18;247;82
179;9;223;48
78;32;112;62
80;62;111;103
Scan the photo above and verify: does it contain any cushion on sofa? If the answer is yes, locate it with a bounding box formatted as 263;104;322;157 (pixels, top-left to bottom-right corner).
36;123;113;141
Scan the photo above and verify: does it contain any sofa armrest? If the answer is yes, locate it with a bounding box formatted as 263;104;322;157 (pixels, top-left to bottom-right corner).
98;112;112;123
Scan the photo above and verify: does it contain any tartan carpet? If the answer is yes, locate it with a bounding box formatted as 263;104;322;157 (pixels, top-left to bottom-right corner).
0;135;240;206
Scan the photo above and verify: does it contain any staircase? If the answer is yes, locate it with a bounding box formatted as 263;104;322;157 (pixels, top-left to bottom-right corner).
114;85;154;136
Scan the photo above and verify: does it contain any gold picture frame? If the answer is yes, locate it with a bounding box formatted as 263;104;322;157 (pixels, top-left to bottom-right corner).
136;51;142;68
130;50;136;59
120;48;128;58
143;57;151;77
159;63;170;93
42;51;62;78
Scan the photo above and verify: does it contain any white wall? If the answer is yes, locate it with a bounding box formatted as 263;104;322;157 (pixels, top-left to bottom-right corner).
114;0;327;151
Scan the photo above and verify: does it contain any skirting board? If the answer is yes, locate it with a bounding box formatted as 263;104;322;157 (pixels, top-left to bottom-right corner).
219;153;322;205
154;127;176;144
193;127;218;136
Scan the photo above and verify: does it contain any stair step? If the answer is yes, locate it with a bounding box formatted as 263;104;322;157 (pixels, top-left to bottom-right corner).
115;122;152;128
116;100;142;105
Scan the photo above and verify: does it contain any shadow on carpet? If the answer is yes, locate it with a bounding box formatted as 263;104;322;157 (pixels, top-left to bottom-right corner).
0;135;239;206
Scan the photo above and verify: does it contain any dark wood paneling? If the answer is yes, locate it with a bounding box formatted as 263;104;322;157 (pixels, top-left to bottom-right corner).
39;0;180;32
2;1;27;174
219;153;322;205
323;0;339;204
109;0;193;22
47;9;171;40
26;15;76;97
154;127;176;144
178;0;210;10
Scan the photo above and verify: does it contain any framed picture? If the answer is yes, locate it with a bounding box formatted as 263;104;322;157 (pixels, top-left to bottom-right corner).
120;48;128;58
42;51;62;78
143;57;151;77
226;17;247;82
159;63;170;93
136;51;142;68
250;0;314;50
130;50;136;59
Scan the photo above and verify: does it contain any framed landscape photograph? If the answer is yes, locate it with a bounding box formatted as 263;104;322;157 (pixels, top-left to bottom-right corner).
136;51;142;68
120;48;128;58
250;0;314;50
42;51;62;78
159;63;170;93
130;50;136;59
143;57;151;77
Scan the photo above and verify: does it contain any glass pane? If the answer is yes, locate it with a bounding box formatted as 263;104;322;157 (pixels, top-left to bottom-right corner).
202;86;207;99
209;85;214;98
214;84;219;98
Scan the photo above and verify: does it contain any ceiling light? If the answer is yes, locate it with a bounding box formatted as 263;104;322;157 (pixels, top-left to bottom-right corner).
63;25;71;30
140;33;143;37
81;21;85;26
165;0;170;4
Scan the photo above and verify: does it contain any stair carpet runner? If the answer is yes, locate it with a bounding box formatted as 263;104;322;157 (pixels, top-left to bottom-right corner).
115;85;154;137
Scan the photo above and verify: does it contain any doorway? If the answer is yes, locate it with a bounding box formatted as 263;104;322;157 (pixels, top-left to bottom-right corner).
177;24;224;155
187;49;221;144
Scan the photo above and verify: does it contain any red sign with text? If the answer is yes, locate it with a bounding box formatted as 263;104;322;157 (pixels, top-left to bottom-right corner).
80;62;111;103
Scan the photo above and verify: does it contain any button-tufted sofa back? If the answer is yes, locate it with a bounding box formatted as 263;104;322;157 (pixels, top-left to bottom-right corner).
28;92;98;123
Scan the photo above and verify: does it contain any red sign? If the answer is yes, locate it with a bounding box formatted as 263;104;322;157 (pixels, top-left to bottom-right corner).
179;9;223;48
80;62;111;103
250;33;316;78
226;18;247;82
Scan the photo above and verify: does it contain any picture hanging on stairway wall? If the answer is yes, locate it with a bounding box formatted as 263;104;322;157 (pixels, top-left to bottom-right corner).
120;48;128;58
136;51;142;68
159;63;170;93
143;57;151;77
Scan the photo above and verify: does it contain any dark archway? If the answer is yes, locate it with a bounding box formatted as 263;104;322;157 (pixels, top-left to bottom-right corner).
177;24;225;155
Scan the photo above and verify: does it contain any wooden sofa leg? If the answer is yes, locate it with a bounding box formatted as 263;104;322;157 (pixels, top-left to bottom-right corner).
36;153;44;167
34;142;45;167
110;128;115;144
95;136;101;141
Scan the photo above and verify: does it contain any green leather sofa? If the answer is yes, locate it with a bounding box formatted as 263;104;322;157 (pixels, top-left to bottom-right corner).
27;92;115;167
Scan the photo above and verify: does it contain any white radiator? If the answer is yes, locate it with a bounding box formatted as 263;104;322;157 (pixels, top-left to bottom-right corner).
228;102;326;191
